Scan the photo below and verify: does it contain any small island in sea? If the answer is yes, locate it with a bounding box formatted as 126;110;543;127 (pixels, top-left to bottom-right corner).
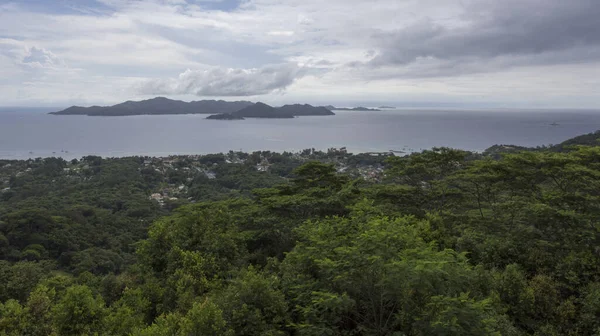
232;102;294;119
378;105;396;109
325;105;381;111
206;113;245;120
207;103;335;119
50;97;335;119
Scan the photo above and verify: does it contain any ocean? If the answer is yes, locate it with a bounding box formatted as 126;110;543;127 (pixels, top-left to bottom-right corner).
1;108;599;159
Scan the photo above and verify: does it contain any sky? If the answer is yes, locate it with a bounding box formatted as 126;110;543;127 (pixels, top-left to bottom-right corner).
1;0;600;108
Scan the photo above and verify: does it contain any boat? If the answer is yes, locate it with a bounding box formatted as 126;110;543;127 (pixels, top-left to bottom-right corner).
550;122;559;126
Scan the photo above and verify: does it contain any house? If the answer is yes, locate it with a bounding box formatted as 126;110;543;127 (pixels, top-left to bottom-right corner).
256;158;271;172
203;170;217;179
149;193;162;201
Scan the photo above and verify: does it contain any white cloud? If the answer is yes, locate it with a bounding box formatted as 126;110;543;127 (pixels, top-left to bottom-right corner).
137;63;303;96
0;0;600;107
267;31;295;37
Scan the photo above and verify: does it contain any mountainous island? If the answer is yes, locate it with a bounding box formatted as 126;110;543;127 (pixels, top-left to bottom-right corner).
50;97;253;116
208;103;335;120
50;97;336;119
325;105;381;111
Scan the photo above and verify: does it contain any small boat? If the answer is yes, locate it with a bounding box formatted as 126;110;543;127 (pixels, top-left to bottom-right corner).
550;122;559;126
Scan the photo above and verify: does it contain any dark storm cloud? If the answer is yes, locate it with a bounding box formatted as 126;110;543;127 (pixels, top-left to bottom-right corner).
368;0;600;73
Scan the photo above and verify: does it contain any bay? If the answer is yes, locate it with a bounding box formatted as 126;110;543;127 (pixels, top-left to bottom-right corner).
1;108;599;159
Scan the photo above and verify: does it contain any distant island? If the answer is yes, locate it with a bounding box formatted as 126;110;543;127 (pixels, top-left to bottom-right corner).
206;113;245;120
325;105;381;111
50;97;335;119
50;97;253;116
207;102;335;120
378;106;396;109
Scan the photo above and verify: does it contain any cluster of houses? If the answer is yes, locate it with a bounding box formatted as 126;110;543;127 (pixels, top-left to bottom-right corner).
148;184;186;206
356;165;386;181
1;150;391;205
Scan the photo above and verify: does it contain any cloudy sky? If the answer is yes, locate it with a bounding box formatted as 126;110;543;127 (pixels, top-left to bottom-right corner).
1;0;599;108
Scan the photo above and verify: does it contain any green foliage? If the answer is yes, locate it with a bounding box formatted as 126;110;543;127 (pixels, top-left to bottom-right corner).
0;260;54;302
104;287;150;335
20;284;55;336
281;214;491;335
2;138;600;335
52;285;106;336
0;299;25;335
416;293;501;336
179;299;234;336
214;266;288;335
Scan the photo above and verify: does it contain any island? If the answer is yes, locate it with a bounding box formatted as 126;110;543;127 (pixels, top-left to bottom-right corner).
277;104;334;116
50;97;254;116
378;106;396;109
206;113;245;120
231;102;294;119
325;106;381;111
50;97;336;119
214;102;335;119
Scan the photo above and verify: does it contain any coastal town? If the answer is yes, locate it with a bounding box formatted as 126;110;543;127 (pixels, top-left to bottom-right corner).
0;149;391;207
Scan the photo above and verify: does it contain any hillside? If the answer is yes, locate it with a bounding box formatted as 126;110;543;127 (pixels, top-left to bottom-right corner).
2;132;600;335
483;129;600;156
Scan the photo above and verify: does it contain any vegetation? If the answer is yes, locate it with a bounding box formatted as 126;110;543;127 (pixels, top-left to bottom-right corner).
1;131;600;335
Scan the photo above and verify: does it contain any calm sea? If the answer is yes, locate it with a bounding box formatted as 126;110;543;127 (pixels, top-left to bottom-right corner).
1;108;599;159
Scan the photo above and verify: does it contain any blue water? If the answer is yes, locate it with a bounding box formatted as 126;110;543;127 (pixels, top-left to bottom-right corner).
1;108;599;159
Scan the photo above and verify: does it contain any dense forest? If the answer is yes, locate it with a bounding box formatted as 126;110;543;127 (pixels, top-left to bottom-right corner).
0;131;599;335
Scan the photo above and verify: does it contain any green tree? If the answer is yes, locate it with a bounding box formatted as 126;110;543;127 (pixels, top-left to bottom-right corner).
415;293;501;336
179;299;234;336
215;267;288;335
0;299;25;335
22;284;55;336
52;285;106;336
281;215;504;335
104;287;150;335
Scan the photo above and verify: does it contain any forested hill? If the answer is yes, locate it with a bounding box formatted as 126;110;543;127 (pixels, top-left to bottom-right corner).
1;132;600;335
484;129;600;156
